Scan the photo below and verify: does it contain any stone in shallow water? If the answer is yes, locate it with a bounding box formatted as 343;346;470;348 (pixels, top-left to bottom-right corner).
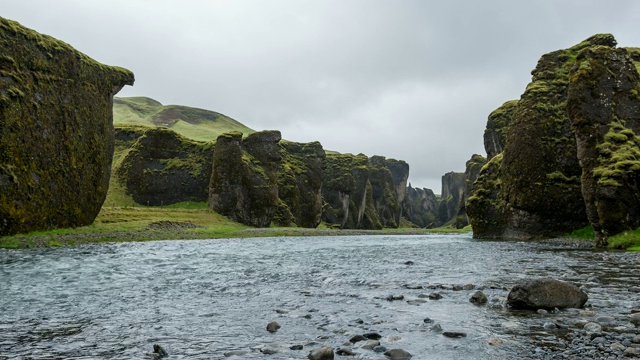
308;347;334;360
224;350;248;357
443;331;467;338
384;348;412;359
507;278;588;310
290;345;304;350
469;290;488;304
363;332;382;340
629;313;640;327
266;321;281;333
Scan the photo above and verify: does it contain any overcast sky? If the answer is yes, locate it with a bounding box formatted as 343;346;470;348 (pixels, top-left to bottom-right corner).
3;1;640;192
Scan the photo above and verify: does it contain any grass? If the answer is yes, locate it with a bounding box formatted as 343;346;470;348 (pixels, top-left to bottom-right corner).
0;203;472;249
113;97;254;142
565;225;640;249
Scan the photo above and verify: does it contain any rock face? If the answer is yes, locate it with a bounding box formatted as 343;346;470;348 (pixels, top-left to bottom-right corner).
484;100;518;160
275;140;326;228
402;184;438;228
321;153;381;229
454;154;487;228
115;127;213;206
209;131;281;227
567;44;640;247
436;172;466;227
468;35;625;239
0;17;134;235
507;278;588;310
321;154;409;229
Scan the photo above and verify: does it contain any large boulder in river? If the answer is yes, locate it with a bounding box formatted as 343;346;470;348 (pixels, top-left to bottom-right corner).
507;278;588;310
209;131;281;227
567;44;640;247
274;140;326;228
0;17;134;235
115;127;213;206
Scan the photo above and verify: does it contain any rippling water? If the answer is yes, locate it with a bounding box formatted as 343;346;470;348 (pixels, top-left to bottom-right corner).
1;234;638;359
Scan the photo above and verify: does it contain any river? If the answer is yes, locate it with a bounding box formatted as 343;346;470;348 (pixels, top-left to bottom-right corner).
1;234;638;359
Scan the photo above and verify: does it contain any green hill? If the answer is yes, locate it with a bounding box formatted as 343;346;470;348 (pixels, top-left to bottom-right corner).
113;96;254;142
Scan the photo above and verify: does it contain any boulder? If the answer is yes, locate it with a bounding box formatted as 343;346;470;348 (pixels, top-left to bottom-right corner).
0;17;134;235
115;127;213;205
506;278;588;310
308;347;334;360
266;321;281;333
383;348;412;359
469;290;488;304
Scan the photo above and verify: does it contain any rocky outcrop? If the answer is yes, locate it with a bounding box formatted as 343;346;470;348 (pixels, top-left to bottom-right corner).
467;35;624;239
507;278;588;310
567;44;640;247
402;185;438;228
369;156;409;228
321;154;408;229
484;100;517;160
321;153;381;229
0;17;134;235
115;127;213;206
209;131;281;227
435;172;466;227
275;140;326;228
452;154;487;228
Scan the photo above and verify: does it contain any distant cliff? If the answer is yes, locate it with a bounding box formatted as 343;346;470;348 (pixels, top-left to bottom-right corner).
468;34;640;246
0;17;133;235
115;127;213;206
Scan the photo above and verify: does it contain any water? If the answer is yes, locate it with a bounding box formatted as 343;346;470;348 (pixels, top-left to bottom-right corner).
1;234;638;359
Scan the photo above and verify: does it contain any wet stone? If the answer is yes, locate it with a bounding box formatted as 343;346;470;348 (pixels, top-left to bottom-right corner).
363;332;382;340
290;345;304;350
428;293;443;300
443;331;467;338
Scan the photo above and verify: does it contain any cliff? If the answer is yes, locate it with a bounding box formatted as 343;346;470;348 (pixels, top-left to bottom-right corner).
567;43;640;247
402;184;438;228
435;172;466;227
0;17;134;235
115;127;213;206
209;131;281;227
275;140;326;228
468;34;640;244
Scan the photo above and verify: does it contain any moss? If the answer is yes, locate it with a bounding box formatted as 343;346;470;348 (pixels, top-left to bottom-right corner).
0;17;133;235
593;127;640;186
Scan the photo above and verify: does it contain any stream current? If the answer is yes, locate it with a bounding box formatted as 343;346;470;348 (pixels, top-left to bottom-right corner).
1;234;639;359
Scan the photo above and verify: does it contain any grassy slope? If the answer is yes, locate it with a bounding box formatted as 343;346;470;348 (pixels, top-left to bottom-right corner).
113;96;255;142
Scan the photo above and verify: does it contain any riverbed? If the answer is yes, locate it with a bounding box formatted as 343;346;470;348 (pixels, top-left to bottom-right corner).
1;234;638;359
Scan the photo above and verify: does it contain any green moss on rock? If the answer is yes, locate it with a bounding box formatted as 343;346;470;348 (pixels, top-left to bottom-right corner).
0;17;134;235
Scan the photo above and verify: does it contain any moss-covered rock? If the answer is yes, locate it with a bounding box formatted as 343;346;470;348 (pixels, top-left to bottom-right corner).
114;127;213;206
567;44;640;247
369;156;408;228
455;154;487;228
0;17;134;235
436;171;466;227
467;36;623;239
275;140;326;228
402;184;438;228
208;131;281;227
321;153;378;229
484;100;517;160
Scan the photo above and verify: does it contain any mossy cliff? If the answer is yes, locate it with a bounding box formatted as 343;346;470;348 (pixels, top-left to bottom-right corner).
567;44;640;247
454;154;487;228
208;131;281;227
436;172;466;227
484;100;517;160
115;127;213;206
468;34;640;241
321;154;408;229
402;184;438;228
274;140;326;228
0;17;134;235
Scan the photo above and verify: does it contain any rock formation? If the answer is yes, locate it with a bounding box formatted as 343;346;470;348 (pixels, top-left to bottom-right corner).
454;154;487;228
402;185;438;228
115;127;213;206
275;140;326;228
0;17;134;235
567;44;640;247
321;154;409;229
436;172;466;227
468;35;623;239
209;131;281;227
321;153;381;229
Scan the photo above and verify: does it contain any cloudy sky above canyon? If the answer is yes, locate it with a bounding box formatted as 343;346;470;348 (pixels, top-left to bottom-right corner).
4;0;640;191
